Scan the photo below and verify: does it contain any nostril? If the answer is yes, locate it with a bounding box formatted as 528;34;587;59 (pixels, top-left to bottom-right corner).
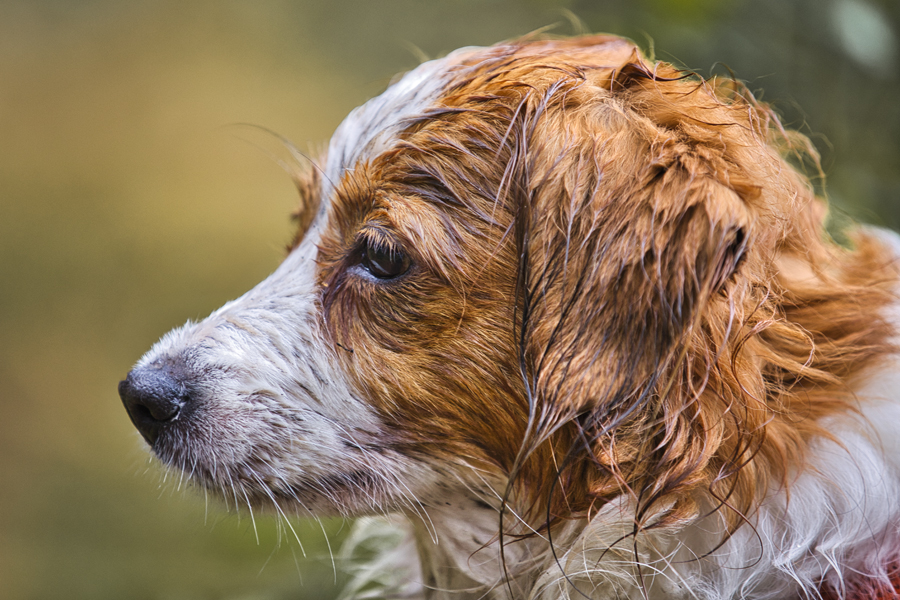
118;363;190;445
129;401;157;423
125;389;179;422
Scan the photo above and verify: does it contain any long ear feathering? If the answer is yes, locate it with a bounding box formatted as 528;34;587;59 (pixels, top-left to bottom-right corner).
477;37;900;545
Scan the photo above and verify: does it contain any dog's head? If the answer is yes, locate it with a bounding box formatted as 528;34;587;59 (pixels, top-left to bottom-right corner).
119;36;893;536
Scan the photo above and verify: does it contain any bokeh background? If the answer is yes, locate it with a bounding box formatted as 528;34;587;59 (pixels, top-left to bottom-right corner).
1;0;897;598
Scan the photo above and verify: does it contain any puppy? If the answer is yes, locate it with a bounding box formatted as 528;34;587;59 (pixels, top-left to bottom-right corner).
119;35;900;600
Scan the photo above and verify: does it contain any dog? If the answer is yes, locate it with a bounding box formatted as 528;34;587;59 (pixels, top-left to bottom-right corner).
119;35;900;600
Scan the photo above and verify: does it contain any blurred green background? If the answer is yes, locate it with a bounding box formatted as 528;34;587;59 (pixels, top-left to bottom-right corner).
0;0;897;598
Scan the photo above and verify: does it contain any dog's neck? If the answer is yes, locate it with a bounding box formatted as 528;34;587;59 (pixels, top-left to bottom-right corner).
403;375;900;600
408;493;681;600
410;492;538;600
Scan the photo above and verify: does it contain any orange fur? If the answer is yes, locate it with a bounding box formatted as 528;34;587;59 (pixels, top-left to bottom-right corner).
116;32;900;600
307;36;898;543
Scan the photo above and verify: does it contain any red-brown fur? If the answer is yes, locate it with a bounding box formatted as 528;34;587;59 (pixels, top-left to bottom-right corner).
114;31;900;599
297;34;897;575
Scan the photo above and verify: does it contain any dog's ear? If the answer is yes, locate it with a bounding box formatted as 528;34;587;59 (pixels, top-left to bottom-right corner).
626;172;751;335
516;97;755;427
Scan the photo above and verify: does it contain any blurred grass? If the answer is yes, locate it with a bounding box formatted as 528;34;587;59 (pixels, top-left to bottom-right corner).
0;0;897;598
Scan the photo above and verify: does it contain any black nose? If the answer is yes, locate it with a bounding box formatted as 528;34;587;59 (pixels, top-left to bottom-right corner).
118;363;189;446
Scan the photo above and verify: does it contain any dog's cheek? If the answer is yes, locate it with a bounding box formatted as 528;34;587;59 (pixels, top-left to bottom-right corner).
323;268;529;474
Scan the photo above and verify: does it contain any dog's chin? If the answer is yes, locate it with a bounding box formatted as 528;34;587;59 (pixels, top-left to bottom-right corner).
150;432;394;516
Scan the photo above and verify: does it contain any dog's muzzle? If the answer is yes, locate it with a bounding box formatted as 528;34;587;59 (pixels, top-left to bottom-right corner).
118;361;190;446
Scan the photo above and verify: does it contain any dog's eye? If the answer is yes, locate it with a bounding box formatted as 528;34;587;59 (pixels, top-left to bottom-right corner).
361;242;411;279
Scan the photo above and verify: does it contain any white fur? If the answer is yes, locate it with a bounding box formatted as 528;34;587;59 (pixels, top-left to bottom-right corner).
140;232;449;517
131;48;900;599
135;51;481;518
323;47;478;200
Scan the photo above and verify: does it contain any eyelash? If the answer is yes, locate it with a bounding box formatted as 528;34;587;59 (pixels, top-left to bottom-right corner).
356;235;412;280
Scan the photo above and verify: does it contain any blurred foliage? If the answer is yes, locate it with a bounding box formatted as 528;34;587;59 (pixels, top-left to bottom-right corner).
0;0;896;598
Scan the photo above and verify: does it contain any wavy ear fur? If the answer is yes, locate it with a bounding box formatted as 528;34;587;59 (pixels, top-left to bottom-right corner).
505;49;895;530
519;143;753;423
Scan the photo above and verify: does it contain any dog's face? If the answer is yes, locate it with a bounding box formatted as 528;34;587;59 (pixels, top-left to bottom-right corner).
119;36;868;530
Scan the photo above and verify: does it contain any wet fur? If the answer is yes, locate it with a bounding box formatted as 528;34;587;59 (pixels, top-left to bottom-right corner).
128;36;900;599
